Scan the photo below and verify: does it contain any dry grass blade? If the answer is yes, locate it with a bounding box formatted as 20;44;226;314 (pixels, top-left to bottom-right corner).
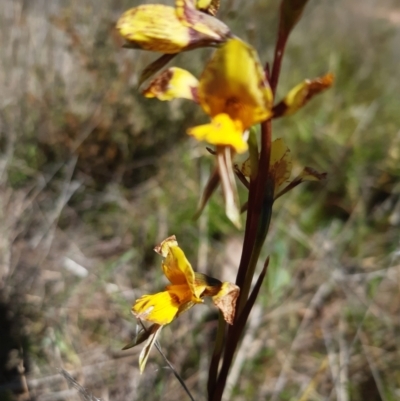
297;357;328;401
359;332;389;401
60;369;102;401
154;342;196;401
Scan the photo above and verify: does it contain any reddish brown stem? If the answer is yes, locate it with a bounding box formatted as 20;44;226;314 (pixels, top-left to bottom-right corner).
211;258;269;401
210;120;273;400
270;30;289;95
209;4;293;399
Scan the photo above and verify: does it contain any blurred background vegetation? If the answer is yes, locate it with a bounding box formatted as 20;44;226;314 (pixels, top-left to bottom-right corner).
1;0;400;400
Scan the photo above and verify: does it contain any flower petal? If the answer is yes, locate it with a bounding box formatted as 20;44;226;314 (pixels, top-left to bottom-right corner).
273;73;334;117
196;0;220;16
194;273;239;324
154;235;178;257
155;237;205;299
175;0;229;41
117;3;231;54
117;5;191;54
138;54;177;87
142;67;199;101
211;282;240;325
168;284;203;317
198;38;273;127
187;113;247;154
154;236;194;289
163;246;194;284
133;291;182;325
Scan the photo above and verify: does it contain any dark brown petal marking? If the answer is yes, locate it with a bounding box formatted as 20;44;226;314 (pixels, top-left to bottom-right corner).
144;69;173;95
272;101;288;117
170;292;181;304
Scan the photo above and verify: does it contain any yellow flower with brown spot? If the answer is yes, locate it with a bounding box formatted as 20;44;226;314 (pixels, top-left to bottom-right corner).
188;38;273;153
141;38;273;152
142;67;199;101
116;0;231;54
129;236;239;373
141;38;273;227
133;236;239;326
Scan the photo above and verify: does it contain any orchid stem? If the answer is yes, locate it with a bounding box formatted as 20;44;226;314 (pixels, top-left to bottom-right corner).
207;313;226;397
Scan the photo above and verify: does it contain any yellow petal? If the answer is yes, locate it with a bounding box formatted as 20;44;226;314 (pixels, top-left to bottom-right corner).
273;73;334;117
142;67;199;101
117;3;230;54
270;138;292;193
133;291;181;325
160;242;205;299
187;113;248;154
198;38;273;128
117;5;191;54
168;284;203;316
154;235;178;257
162;246;193;285
196;0;220;16
138;54;177;87
155;236;203;298
175;0;229;40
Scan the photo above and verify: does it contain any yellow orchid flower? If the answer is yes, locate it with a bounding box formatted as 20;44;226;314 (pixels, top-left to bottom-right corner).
133;236;239;326
140;38;273;153
141;39;273;227
129;236;239;373
116;0;230;54
188;38;273;153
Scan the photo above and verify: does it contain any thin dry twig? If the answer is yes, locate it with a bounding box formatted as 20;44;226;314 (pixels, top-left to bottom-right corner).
60;369;102;401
